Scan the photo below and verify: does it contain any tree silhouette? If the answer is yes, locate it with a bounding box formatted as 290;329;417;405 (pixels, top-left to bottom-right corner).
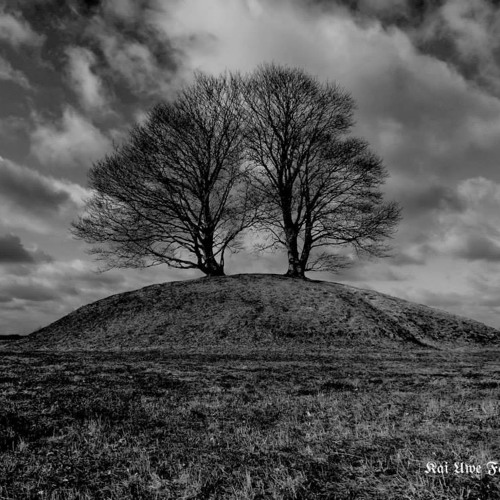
72;72;258;276
73;65;400;279
241;63;401;277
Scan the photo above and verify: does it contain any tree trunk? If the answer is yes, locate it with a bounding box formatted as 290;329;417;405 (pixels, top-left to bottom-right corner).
297;222;313;278
284;228;305;278
202;254;225;276
285;258;305;278
201;237;225;276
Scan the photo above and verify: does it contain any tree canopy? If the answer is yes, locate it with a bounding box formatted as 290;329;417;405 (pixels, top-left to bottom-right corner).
240;63;401;277
72;72;258;276
72;64;400;278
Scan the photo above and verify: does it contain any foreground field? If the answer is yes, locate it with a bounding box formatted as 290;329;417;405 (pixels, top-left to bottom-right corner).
1;347;500;499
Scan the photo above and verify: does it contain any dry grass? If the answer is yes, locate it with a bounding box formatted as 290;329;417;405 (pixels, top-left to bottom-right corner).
12;275;500;351
1;346;500;499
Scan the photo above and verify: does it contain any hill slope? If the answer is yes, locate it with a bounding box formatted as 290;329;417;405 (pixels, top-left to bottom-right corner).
9;274;500;350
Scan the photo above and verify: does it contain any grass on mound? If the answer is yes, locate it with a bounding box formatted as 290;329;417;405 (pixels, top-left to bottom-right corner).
1;347;500;499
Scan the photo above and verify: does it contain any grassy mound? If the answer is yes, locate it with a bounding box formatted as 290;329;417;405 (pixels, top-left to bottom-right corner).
9;274;500;350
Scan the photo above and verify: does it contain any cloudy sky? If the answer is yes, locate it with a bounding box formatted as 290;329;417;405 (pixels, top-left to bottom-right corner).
3;0;500;335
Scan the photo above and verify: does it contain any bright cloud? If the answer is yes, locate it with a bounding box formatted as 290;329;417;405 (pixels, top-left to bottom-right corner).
103;0;141;20
439;0;492;58
65;46;108;112
30;107;111;169
87;18;179;98
416;0;500;94
0;8;44;48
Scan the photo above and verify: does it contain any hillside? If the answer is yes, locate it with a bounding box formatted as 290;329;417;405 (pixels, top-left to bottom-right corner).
0;334;23;340
8;274;500;350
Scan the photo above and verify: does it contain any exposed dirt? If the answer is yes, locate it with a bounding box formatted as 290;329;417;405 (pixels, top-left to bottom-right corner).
6;274;500;350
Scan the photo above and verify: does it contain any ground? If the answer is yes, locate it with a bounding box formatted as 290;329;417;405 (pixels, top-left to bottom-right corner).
1;346;500;499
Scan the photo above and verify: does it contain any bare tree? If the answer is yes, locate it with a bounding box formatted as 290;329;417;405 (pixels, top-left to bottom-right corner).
72;72;257;277
241;63;401;278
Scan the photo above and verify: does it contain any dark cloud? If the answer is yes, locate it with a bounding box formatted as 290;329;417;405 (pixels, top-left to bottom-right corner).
300;0;444;28
79;0;102;12
14;0;102;24
11;1;113;84
17;0;180;102
0;259;123;315
0;115;29;140
0;234;34;263
454;234;500;262
85;15;180;99
0;234;53;265
0;158;70;213
401;184;466;216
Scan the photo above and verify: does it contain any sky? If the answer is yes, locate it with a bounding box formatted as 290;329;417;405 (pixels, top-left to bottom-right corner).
3;0;500;335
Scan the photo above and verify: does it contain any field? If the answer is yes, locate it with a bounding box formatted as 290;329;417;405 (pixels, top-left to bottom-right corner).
1;346;500;499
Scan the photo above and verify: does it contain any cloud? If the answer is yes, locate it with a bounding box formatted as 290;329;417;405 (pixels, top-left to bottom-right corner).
0;55;31;89
451;177;500;234
30;107;111;169
0;157;70;213
50;179;91;209
36;259;125;289
0;283;59;303
423;177;500;262
0;115;29;140
0;8;44;48
392;268;500;329
149;0;500;173
388;244;433;266
394;180;466;218
142;0;500;281
336;261;408;283
0;259;124;308
0;156;91;233
103;0;143;20
147;0;314;74
0;253;197;334
0;234;35;263
439;0;491;59
87;17;180;97
65;46;109;112
453;234;500;262
2;0;500;336
0;258;127;334
413;0;500;95
357;0;410;16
